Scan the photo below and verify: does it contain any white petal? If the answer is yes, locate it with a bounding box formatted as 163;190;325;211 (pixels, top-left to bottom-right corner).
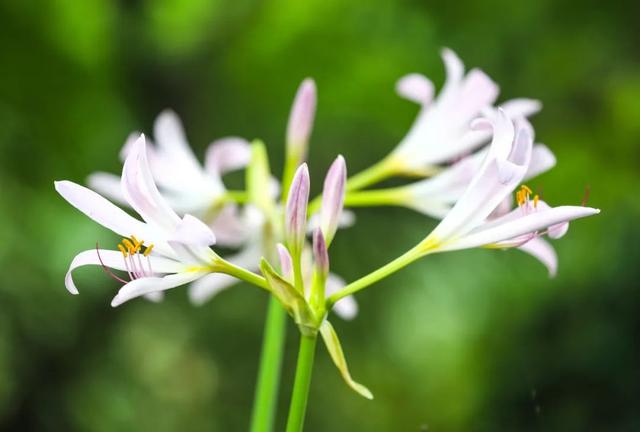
121;135;181;231
209;204;250;248
111;271;205;307
395;73;435;105
500;98;542;119
188;273;239;305
153;110;201;170
64;249;186;295
525;144;556;180
326;273;358;320
518;237;558;277
171;214;216;246
456;68;499;121
87;172;129;206
55;180;151;240
444;206;599;251
204;137;251;177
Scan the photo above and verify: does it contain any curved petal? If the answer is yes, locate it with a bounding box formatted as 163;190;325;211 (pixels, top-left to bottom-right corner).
456;68;499;121
87;172;128;206
171;214;216;246
444;205;599;251
525;144;556;180
396;73;435;105
204;137;251;177
55;180;152;240
518;237;558;277
188;273;239;306
209;204;250;248
500;98;542;119
121;135;181;231
64;249;186;294
111;271;205;307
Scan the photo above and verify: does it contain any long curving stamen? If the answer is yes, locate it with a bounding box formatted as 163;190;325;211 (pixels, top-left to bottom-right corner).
96;243;128;284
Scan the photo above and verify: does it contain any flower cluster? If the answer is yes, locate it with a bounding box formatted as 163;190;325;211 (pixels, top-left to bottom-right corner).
56;48;599;401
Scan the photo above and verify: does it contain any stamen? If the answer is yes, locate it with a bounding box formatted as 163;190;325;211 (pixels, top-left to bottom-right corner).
143;244;155;257
533;194;539;208
95;243;128;284
117;244;128;257
122;238;135;252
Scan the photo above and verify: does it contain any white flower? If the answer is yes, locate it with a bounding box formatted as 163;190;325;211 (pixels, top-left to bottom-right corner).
418;111;599;257
56;136;224;307
387;48;541;175
88;110;251;247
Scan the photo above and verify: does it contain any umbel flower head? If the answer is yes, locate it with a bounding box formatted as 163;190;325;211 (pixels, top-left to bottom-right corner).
56;136;226;307
260;158;372;399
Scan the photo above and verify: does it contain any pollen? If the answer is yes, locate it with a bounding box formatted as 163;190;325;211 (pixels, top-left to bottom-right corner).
143;244;155;257
117;244;128;257
516;184;533;207
122;238;135;253
533;194;539;208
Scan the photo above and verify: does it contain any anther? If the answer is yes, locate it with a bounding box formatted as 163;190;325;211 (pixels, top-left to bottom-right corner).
143;244;155;257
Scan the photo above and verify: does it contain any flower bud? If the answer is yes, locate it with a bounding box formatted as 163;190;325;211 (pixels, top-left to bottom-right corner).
320;155;347;245
285;164;310;255
276;243;294;282
286;78;317;155
312;229;329;278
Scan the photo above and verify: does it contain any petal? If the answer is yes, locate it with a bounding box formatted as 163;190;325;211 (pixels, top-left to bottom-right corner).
208;204;250;248
188;273;239;306
500;98;542;119
525;144;556;180
517;237;558;277
277;243;294;282
395;73;435;105
171;214;216;246
121;135;181;231
326;273;358;320
87;172;129;206
204;137;251;177
444;205;599;251
65;249;186;295
456;68;499;121
55;180;152;240
319;321;373;399
111;271;206;307
153;110;201;170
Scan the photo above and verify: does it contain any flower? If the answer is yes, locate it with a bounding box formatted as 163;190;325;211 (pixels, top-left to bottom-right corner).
385;48;542;176
56;135;224;307
88;110;251;247
416;111;599;257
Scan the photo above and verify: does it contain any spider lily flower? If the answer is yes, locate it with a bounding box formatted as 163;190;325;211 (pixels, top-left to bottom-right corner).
414;111;599;258
356;48;541;184
56;135;229;307
88;110;251;247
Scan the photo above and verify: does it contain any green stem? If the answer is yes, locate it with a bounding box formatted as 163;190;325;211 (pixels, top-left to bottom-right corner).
218;260;270;291
249;297;288;432
343;187;408;207
327;244;424;307
345;157;398;192
285;334;318;432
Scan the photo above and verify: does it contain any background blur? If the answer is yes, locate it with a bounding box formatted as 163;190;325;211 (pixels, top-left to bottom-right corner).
1;1;638;431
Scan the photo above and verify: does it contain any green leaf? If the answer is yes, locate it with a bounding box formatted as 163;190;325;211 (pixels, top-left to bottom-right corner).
319;320;373;400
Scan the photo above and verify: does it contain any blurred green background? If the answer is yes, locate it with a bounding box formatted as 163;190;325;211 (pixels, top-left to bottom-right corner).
1;0;638;430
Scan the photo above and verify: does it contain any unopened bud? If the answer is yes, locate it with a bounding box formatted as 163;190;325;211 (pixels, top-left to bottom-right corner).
285;164;310;255
277;243;294;282
286;78;317;154
320;155;347;245
312;229;329;277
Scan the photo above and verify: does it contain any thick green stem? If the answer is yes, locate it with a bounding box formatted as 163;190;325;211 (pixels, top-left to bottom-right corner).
285;334;318;432
345;157;398;192
343;187;409;207
249;297;288;432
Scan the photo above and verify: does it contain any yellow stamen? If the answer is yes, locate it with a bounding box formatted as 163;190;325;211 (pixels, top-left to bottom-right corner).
521;185;532;195
143;244;155;257
533;194;539;208
117;244;128;257
122;239;135;252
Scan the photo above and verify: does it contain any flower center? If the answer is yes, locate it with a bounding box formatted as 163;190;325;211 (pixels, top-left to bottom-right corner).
96;235;156;285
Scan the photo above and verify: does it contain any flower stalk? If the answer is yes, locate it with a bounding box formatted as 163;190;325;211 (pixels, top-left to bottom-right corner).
285;334;318;432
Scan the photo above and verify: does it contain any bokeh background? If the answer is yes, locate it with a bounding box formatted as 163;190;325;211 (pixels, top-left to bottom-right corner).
1;0;639;430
